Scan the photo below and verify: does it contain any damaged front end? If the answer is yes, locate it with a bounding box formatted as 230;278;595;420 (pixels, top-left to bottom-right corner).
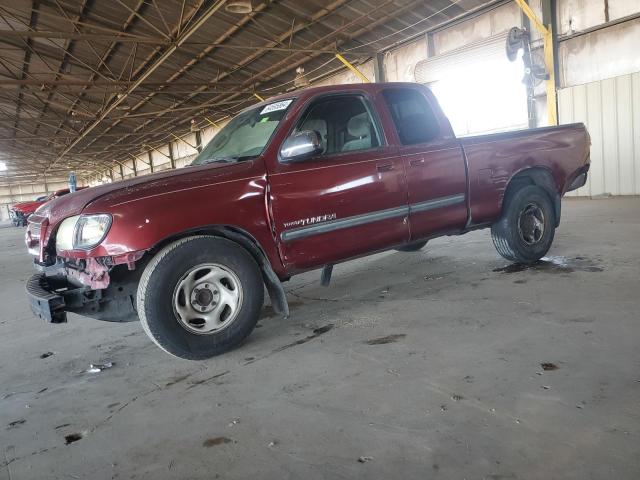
25;216;146;324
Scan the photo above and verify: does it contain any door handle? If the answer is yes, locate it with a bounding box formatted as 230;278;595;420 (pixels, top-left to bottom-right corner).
409;158;425;167
376;163;394;172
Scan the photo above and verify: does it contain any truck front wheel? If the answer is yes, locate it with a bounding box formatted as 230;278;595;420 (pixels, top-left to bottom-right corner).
491;185;556;264
137;236;264;360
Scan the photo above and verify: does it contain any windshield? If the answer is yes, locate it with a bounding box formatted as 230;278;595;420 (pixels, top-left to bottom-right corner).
191;99;294;166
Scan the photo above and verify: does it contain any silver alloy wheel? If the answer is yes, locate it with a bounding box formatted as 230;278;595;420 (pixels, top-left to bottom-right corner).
172;263;243;335
518;203;545;245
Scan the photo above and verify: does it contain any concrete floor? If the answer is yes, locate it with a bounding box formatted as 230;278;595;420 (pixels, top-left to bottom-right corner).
1;197;639;480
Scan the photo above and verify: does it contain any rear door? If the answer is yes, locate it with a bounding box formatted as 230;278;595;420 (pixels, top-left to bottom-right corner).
381;87;468;240
268;92;409;272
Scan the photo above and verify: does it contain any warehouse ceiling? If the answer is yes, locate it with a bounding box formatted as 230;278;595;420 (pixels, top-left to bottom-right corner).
0;0;491;182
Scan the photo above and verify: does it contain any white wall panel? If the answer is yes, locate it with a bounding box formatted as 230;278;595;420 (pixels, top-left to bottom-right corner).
151;145;171;168
559;20;640;87
433;3;520;54
384;39;427;82
608;0;640;21
175;154;196;168
558;0;606;34
312;59;375;85
559;72;640;196
200;125;219;147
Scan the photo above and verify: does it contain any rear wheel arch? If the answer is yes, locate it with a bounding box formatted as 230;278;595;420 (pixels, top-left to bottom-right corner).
144;226;289;318
502;167;561;227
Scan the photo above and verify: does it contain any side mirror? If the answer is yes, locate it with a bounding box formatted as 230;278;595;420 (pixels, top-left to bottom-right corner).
280;130;323;162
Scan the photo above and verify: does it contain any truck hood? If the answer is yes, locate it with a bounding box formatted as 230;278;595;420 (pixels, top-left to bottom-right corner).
12;200;44;213
32;161;256;227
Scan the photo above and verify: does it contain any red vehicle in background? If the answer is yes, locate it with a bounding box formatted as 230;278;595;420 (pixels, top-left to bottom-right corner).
10;188;86;227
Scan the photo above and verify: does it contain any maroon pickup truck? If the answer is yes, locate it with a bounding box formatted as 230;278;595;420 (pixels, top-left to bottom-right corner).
25;83;590;359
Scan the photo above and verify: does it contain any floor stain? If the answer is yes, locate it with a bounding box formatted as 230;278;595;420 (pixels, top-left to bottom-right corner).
493;256;603;274
164;372;195;387
7;419;26;429
312;325;333;335
568;317;595;323
282;382;310;394
273;324;334;352
541;362;559;371
203;437;233;447
39;351;54;359
365;334;406;345
64;433;83;445
261;300;304;319
54;423;71;430
187;371;230;389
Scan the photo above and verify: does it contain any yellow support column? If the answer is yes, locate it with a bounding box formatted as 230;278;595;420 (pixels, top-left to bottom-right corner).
335;53;371;83
513;0;558;126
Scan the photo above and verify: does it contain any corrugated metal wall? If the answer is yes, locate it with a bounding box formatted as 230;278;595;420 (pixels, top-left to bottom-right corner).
558;72;640;197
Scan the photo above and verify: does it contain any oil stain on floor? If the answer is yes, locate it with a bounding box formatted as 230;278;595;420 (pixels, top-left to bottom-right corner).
203;437;234;447
493;256;603;274
272;324;334;353
365;334;406;345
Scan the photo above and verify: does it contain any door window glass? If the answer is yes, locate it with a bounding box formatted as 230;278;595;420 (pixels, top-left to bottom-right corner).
383;89;440;145
293;95;381;157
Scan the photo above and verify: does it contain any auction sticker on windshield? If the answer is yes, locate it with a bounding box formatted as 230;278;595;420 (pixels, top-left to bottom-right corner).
261;100;292;115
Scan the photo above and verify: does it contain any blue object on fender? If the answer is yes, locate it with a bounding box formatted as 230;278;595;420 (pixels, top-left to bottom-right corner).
69;171;77;193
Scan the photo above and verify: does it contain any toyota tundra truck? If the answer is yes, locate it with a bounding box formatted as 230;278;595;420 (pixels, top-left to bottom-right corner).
25;83;590;360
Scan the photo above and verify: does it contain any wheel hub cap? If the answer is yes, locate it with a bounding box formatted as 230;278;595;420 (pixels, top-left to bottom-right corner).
173;264;243;335
190;284;218;312
518;203;545;245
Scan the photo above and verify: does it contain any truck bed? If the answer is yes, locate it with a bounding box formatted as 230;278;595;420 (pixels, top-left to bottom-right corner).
459;123;590;225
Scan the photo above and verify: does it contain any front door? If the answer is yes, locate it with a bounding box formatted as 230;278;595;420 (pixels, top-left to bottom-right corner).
268;92;409;272
381;87;468;240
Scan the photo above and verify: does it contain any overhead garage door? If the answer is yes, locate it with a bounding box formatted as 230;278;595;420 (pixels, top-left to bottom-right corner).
414;33;529;137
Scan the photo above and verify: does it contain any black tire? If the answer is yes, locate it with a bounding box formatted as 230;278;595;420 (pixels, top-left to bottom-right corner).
137;236;264;360
395;240;428;252
491;185;556;264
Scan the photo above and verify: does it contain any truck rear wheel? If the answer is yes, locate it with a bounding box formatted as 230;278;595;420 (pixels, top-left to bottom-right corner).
137;236;264;360
491;185;556;264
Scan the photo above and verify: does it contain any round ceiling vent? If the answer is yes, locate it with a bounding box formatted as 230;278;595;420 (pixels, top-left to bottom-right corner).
225;0;252;14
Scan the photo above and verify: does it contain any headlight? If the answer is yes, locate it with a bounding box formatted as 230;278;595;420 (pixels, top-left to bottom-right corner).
56;216;79;251
74;214;112;249
55;214;112;251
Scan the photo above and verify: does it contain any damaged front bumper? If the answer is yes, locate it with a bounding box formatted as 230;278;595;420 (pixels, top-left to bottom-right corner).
26;273;88;323
26;271;139;324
